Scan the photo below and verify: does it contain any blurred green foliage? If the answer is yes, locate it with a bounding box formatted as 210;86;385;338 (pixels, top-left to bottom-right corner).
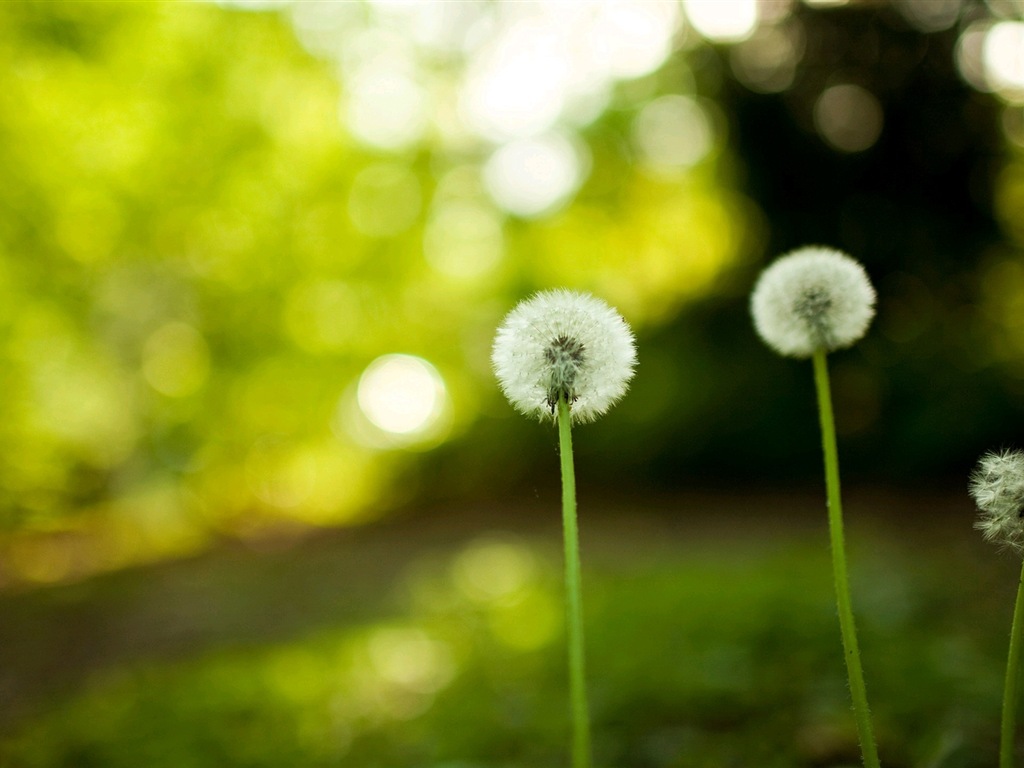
0;1;755;583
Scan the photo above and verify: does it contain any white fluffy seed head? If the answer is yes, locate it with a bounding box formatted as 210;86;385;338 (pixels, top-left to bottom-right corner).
491;289;637;424
750;246;876;358
971;449;1024;553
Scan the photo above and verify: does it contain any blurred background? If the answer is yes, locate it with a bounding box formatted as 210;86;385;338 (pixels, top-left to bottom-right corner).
2;0;1024;765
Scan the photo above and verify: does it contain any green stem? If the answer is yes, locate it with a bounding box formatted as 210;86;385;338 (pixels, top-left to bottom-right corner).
557;396;592;768
812;349;880;768
1001;560;1024;768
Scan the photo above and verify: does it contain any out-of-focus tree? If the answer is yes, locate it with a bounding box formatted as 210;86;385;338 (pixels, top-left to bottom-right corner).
0;0;753;584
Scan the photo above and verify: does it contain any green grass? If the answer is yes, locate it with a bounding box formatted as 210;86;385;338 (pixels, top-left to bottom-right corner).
0;515;1012;767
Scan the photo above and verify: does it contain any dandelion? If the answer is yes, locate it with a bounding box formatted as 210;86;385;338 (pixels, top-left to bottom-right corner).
970;449;1024;768
751;246;881;768
492;289;636;768
492;289;637;424
751;245;876;358
972;450;1024;552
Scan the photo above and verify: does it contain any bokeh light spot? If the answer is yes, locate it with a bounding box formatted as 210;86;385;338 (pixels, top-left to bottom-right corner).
483;133;587;218
423;201;504;280
289;1;365;58
730;23;802;93
456;3;677;143
459;18;570;142
344;67;429;151
356;354;449;442
956;21;993;92
813;84;884;153
632;95;714;174
367;627;455;695
592;1;680;79
895;0;962;32
683;0;758;43
984;21;1024;104
452;538;537;605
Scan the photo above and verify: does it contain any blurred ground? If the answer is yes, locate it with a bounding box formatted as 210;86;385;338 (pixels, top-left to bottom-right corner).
0;487;1003;767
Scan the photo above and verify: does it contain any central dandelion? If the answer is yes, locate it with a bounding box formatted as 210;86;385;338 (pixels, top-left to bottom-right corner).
492;289;636;424
491;288;636;768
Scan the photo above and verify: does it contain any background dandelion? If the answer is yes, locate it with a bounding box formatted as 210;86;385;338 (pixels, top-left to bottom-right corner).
972;450;1024;552
971;449;1024;768
751;246;880;768
750;246;876;358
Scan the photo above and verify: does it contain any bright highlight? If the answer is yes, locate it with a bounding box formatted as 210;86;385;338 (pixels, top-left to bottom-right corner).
356;354;448;438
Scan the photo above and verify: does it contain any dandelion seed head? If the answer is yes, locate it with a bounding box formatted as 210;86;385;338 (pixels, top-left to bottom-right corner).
971;449;1024;553
750;246;876;358
491;289;636;424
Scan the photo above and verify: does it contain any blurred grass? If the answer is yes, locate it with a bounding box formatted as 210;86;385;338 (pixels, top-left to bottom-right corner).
0;490;1011;767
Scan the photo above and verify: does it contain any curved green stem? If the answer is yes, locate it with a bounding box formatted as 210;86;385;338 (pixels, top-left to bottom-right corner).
557;396;592;768
812;349;881;768
1001;560;1024;768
